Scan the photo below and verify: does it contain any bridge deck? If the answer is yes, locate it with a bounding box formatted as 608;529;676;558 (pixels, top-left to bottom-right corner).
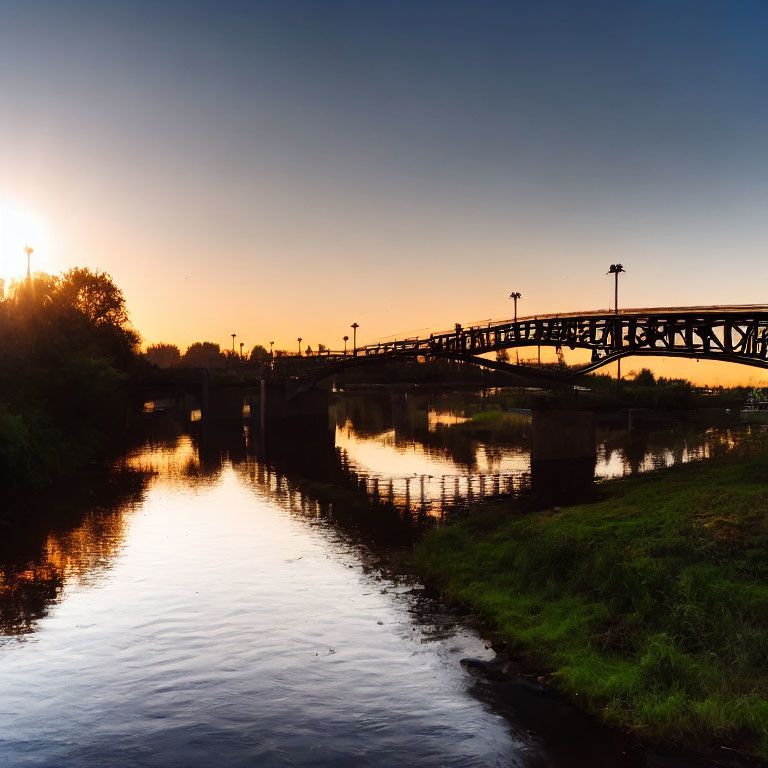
301;306;768;373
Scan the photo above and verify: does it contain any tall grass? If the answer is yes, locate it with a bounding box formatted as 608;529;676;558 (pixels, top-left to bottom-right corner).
416;448;768;757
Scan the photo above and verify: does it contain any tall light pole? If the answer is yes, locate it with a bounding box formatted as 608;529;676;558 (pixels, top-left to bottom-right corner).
239;341;244;359
509;291;521;322
297;337;302;356
231;333;236;353
24;245;34;282
608;264;625;314
343;335;349;355
607;264;626;382
351;323;359;357
270;340;274;359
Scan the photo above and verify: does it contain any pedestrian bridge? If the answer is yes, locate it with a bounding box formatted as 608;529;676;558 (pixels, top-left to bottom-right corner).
339;305;768;374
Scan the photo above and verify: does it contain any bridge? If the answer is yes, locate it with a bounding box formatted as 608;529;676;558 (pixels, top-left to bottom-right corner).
132;304;768;424
290;305;768;375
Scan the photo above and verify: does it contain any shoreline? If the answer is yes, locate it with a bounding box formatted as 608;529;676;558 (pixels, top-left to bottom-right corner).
412;444;768;764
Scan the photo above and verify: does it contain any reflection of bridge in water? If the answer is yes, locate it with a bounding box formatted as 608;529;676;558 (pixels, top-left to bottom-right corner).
249;419;530;518
336;457;528;516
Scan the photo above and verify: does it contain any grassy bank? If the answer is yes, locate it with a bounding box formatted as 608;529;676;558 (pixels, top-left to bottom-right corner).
415;444;768;759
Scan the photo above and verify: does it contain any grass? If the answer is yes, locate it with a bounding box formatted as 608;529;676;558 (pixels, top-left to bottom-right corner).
415;443;768;758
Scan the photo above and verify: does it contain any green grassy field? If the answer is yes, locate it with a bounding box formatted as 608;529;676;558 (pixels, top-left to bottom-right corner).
416;440;768;758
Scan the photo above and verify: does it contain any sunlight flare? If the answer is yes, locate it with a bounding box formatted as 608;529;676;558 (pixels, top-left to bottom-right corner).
0;200;56;283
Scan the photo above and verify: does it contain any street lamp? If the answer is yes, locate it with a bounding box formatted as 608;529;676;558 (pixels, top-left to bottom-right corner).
607;264;626;382
297;337;302;356
509;291;521;322
607;264;625;314
343;335;349;355
231;333;236;353
351;323;359;357
24;245;34;282
270;340;274;358
239;341;244;359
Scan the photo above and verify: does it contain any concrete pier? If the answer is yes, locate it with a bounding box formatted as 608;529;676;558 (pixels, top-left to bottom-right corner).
530;409;597;503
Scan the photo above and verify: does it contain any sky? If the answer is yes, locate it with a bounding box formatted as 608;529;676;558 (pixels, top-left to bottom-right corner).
0;0;767;384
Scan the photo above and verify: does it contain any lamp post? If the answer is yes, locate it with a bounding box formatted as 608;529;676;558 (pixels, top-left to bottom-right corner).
343;335;349;355
509;291;521;322
231;333;236;354
607;264;625;314
297;337;302;356
351;323;359;357
270;340;274;359
24;245;34;282
607;264;626;382
239;342;244;359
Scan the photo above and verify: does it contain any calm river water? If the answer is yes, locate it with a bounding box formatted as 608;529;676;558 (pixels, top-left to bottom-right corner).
1;390;761;767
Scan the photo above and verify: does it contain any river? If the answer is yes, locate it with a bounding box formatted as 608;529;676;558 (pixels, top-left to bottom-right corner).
0;389;761;767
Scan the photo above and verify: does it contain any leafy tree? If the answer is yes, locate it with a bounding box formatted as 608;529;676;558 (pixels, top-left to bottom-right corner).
57;267;131;327
317;343;328;354
145;343;181;368
305;345;313;356
0;267;141;491
496;349;510;363
181;342;225;368
249;344;270;362
631;368;656;387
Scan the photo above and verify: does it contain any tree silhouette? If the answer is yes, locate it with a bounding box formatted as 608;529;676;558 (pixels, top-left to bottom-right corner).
145;343;181;368
181;342;225;368
249;344;270;362
57;267;131;328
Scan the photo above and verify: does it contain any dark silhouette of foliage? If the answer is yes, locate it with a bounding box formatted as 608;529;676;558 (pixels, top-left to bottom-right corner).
631;368;656;387
249;344;270;362
181;342;225;368
145;343;181;368
0;268;141;494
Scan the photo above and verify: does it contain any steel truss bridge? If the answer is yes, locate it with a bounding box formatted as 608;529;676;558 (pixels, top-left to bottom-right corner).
337;306;768;375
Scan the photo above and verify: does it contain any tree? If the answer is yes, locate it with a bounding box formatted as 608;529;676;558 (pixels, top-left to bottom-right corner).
145;343;181;368
305;345;313;356
58;267;131;327
181;342;225;368
495;349;510;363
249;344;270;362
631;368;656;387
0;267;141;490
317;343;328;354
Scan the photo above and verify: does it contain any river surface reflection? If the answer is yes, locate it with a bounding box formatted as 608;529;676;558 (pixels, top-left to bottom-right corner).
332;390;762;516
1;434;539;768
1;390;763;767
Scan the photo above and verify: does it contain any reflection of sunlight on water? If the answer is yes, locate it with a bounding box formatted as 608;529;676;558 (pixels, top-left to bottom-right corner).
1;491;141;637
335;422;530;516
124;435;201;483
595;426;758;479
45;509;132;588
427;410;470;431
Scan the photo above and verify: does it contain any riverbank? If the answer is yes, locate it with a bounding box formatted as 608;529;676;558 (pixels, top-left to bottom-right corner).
415;438;768;761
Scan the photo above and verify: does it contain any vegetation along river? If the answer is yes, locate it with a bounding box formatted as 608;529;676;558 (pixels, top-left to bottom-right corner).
0;389;762;767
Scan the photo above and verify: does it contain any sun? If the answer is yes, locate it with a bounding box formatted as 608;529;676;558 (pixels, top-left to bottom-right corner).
0;200;57;283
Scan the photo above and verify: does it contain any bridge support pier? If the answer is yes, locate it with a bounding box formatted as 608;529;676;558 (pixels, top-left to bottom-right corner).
530;409;597;504
257;379;333;465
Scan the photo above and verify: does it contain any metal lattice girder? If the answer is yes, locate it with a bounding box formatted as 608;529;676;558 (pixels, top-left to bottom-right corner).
356;307;768;373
